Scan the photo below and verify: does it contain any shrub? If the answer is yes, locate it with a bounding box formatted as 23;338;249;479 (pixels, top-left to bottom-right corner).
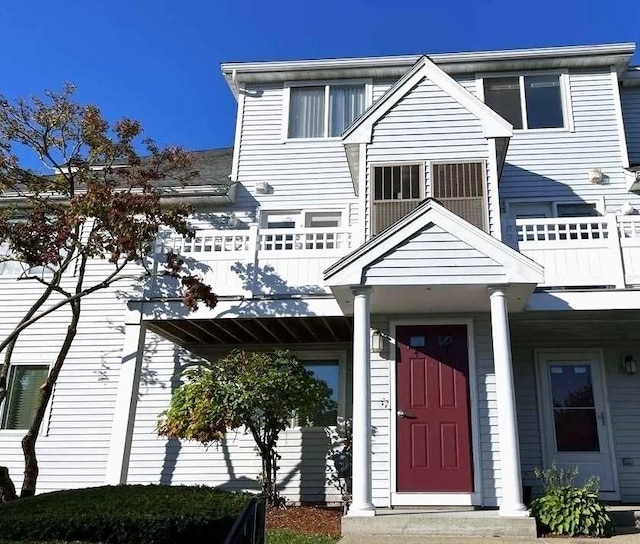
0;485;249;544
530;464;613;538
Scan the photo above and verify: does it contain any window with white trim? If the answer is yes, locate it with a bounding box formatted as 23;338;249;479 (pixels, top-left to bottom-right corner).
1;364;49;430
483;74;566;130
301;359;340;427
431;161;488;230
372;164;423;235
0;241;26;276
287;84;365;138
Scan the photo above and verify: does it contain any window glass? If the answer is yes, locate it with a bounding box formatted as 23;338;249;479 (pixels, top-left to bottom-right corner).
484;77;523;129
556;203;598;217
0;241;26;276
263;212;299;229
329;86;365;137
1;365;49;430
305;212;341;228
525;75;563;129
303;360;339;427
288;87;325;138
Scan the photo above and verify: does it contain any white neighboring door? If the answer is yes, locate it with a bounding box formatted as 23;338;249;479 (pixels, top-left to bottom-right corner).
537;351;617;494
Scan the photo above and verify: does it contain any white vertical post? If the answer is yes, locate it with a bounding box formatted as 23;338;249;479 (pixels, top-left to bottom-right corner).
347;286;375;516
607;214;626;289
489;287;528;517
105;306;146;485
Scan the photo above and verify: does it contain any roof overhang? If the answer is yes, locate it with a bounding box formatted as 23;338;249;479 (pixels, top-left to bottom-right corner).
221;43;636;97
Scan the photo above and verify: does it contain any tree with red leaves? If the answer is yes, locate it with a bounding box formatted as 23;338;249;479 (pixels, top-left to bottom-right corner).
0;84;217;500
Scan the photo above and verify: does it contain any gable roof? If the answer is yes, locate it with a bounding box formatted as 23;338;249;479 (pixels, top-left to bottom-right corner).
342;56;513;144
324;199;543;287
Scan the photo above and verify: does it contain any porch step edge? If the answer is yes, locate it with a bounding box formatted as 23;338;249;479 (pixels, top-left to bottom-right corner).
342;513;537;538
609;509;640;528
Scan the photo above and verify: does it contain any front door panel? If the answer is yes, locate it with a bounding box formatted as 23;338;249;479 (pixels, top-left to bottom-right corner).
396;325;473;492
538;351;616;492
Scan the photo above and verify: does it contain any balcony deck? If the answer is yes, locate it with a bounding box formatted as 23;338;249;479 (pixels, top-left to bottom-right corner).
152;215;640;302
504;215;640;289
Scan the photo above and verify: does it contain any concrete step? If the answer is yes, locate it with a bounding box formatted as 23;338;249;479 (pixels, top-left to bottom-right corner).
609;506;640;528
342;510;537;538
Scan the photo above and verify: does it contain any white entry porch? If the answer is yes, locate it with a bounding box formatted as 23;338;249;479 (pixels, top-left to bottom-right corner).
324;200;544;517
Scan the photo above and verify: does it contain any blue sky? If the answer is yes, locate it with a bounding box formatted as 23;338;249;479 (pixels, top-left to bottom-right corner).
0;0;638;153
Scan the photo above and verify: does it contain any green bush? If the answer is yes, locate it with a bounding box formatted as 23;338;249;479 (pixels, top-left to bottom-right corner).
530;464;613;538
0;485;249;544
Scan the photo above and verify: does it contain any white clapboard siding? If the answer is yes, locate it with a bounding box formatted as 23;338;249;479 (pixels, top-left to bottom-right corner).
126;333;344;504
236;83;359;227
366;76;493;239
0;261;134;492
368;315;500;507
364;225;506;286
621;85;640;166
500;69;640;213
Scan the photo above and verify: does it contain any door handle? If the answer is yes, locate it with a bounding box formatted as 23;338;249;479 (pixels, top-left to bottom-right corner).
397;410;416;419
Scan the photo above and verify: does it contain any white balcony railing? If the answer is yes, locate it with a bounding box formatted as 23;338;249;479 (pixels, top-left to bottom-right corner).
156;225;354;297
505;215;640;288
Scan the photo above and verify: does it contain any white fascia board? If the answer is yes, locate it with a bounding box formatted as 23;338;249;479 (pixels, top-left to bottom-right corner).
526;289;640;311
342;56;512;145
324;200;543;286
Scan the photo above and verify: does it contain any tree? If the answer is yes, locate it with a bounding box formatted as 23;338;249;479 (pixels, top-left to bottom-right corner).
0;84;218;500
158;349;336;505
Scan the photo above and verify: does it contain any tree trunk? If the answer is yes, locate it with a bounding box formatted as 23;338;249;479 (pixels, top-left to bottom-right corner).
20;298;81;498
0;465;17;502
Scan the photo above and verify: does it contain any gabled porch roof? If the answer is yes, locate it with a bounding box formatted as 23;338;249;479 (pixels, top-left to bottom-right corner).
324;199;543;313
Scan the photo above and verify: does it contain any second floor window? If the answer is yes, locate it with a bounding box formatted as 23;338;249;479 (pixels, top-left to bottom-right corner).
483;74;565;130
287;84;365;139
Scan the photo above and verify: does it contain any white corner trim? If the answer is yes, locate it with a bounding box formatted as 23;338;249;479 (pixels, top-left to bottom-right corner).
487;139;502;241
230;87;246;181
611;68;630;169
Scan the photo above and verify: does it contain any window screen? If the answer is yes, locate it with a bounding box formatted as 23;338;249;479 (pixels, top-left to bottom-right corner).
484;77;523;129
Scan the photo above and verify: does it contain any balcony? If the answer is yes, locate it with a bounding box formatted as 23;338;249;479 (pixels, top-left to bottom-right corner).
504;215;640;289
155;225;354;297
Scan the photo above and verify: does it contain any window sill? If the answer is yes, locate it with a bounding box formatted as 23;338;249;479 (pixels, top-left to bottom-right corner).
281;137;343;144
513;126;574;134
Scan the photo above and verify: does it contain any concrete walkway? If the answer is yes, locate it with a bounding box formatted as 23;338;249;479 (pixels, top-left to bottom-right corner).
339;527;640;543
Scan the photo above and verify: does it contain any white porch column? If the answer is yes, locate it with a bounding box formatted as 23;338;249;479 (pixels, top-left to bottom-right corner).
105;305;146;485
489;287;528;517
347;286;375;516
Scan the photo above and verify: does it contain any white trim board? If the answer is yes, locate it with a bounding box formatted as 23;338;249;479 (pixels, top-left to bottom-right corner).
388;318;482;507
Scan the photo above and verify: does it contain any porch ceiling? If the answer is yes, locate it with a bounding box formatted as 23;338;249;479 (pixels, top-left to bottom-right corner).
510;310;640;343
147;315;353;348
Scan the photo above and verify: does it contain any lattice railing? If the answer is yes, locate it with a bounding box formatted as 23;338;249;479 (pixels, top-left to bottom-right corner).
258;228;351;252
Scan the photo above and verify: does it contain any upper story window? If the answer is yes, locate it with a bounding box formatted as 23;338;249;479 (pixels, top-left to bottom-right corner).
372;164;423;235
287;84;365;139
483;74;566;130
432;162;487;230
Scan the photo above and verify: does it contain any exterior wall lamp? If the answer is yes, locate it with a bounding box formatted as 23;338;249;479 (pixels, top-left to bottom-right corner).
623;355;638;375
371;330;385;354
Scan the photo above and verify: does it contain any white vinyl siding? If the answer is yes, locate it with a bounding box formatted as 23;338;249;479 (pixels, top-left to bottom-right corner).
621;85;640;166
365;76;494;239
0;265;129;492
126;334;348;503
236;83;359;225
499;69;640;213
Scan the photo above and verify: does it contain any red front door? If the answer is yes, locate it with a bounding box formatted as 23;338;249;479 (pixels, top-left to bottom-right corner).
396;324;473;492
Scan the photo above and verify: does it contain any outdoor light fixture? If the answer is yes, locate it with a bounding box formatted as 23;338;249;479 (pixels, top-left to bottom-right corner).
623;355;638;375
371;330;385;354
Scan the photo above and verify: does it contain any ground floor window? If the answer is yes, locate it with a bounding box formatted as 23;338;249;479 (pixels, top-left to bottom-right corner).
0;364;49;430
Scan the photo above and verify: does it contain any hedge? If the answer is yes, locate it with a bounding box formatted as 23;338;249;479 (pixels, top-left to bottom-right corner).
0;485;249;544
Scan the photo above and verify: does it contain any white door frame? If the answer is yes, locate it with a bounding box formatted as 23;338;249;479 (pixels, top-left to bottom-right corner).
535;348;619;500
389;318;482;506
